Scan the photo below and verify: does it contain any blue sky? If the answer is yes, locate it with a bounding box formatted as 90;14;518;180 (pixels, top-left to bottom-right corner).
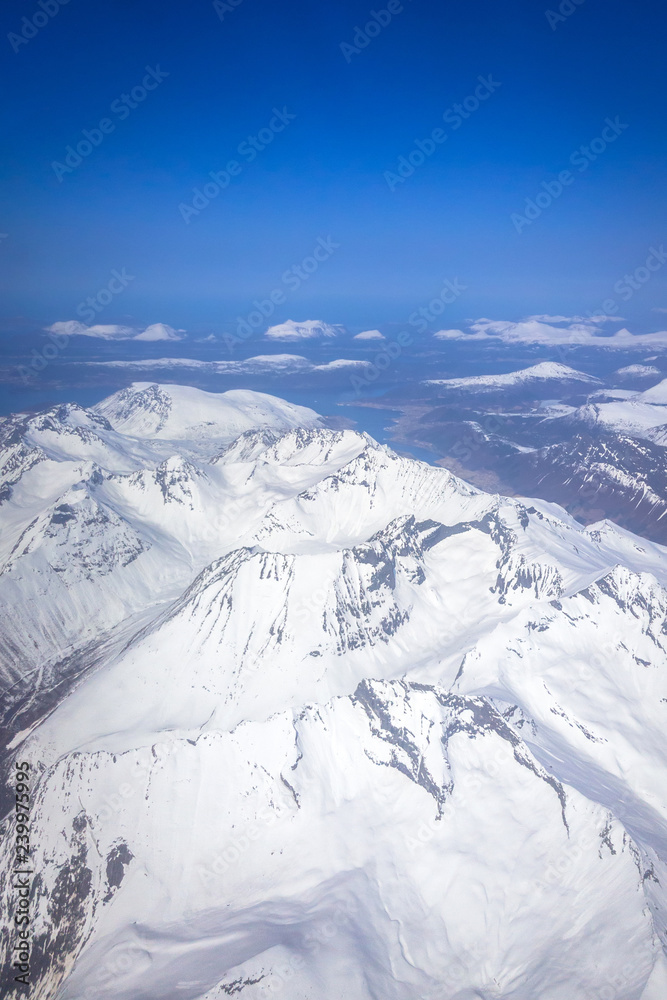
1;0;666;335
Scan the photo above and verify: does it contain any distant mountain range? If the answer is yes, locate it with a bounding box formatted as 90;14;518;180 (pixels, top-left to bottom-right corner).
375;364;667;544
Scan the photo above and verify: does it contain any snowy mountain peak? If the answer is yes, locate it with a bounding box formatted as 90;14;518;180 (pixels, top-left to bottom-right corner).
522;360;600;380
93;382;323;441
426;361;600;391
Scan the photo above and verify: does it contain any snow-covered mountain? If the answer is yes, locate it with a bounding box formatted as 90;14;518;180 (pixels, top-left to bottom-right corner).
425;362;601;392
505;432;667;542
564;378;667;441
378;364;667;543
1;384;667;1000
0;385;324;695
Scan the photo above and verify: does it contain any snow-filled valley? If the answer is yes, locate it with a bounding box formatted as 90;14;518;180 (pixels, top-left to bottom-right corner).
1;383;667;999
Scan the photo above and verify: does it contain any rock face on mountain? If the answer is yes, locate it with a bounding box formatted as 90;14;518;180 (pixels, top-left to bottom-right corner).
1;384;667;1000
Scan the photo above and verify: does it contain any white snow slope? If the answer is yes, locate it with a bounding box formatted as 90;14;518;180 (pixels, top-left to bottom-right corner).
1;383;667;1000
568;377;667;441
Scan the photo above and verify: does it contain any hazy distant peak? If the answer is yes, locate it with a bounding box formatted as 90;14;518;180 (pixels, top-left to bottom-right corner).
615;364;661;378
264;319;343;340
426;361;600;390
46;320;185;341
133;323;184;342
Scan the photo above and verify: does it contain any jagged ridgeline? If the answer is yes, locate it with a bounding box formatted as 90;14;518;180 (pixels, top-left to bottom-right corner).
1;383;667;999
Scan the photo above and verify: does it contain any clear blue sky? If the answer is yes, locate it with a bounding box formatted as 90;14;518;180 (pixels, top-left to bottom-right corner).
1;0;666;334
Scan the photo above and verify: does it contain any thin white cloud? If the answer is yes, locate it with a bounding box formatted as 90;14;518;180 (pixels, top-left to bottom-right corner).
526;313;625;324
433;329;468;340
47;321;134;339
46;321;186;342
586;315;627;323
526;314;625;324
353;329;385;340
526;314;577;323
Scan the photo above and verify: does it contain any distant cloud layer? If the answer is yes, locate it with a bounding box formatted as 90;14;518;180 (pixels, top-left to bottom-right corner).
433;329;467;341
79;354;371;375
44;315;667;351
434;317;667;349
46;321;185;342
